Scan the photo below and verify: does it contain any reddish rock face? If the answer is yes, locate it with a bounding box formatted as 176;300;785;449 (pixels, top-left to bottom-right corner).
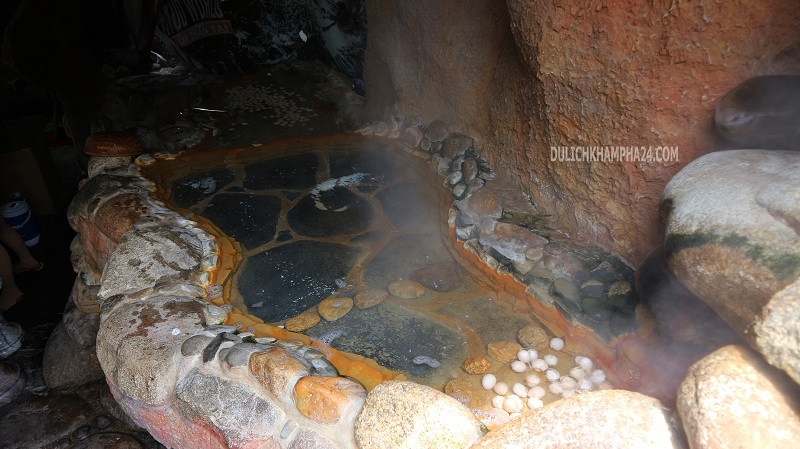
249;347;311;400
94;193;151;243
364;0;800;266
293;376;367;425
108;381;230;449
76;217;118;270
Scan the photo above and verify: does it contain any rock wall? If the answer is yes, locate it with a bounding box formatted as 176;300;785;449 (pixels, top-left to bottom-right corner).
363;0;800;267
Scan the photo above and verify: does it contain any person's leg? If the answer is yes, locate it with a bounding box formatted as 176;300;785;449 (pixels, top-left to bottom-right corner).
0;221;41;272
0;244;23;311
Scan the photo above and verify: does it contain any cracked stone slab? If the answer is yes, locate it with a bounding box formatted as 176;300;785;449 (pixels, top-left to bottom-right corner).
305;302;467;385
288;187;374;238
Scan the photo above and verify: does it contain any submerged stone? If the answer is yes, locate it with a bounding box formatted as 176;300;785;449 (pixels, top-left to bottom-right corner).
238;241;364;322
202;193;282;249
305;302;466;382
610;309;637;336
171;167;234;209
287;186;374;237
517;325;550;351
439;295;531;347
462;356;491;375
353;288;389;309
551;277;581;305
317;297;354;321
387;280;426;299
487;340;522;363
376;182;440;231
243;152;319;190
580;279;606;299
411;261;465;292
284;311;321;332
581;297;613;323
364;233;453;288
328;147;400;182
608;280;634;309
590;260;624;284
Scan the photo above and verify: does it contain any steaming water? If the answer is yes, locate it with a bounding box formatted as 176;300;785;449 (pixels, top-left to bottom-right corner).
141;69;579;409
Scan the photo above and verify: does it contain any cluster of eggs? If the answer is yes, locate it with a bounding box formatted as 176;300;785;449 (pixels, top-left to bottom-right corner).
224;83;319;128
481;338;608;415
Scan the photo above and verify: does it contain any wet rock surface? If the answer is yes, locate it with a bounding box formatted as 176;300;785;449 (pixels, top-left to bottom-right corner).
411;261;465;292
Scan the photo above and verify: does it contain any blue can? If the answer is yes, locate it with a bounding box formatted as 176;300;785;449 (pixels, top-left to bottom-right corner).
1;201;40;247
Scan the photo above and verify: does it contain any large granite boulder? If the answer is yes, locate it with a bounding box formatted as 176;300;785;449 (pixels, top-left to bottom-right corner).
355;380;485;449
470;389;685;449
662;150;800;376
98;224;210;300
636;246;741;349
677;345;800;449
96;295;207;405
67;173;156;270
753;279;800;384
